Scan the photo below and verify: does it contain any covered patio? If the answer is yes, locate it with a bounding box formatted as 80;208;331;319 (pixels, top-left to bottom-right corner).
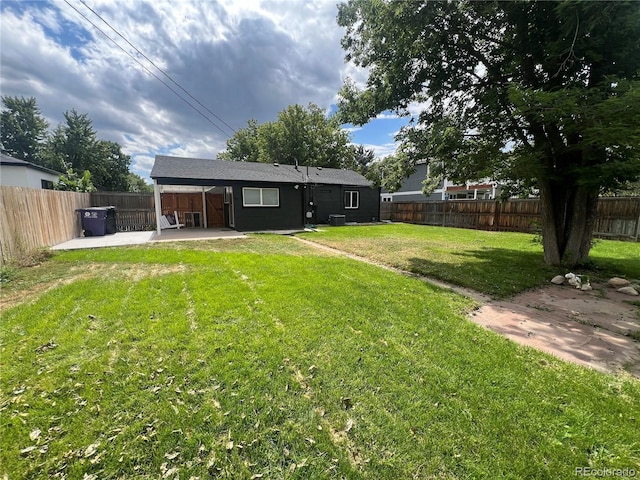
153;184;229;235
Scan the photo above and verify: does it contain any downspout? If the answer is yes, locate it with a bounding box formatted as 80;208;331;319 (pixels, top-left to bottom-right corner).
295;159;305;227
153;179;162;235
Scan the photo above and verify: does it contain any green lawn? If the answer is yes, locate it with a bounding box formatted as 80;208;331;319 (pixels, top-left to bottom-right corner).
1;235;639;479
298;224;640;298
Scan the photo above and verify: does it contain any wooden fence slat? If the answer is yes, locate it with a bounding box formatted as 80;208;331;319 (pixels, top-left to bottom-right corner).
1;189;161;264
382;197;640;241
90;191;156;232
1;186;91;264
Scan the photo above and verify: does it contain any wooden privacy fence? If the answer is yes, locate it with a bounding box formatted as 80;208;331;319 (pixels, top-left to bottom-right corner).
0;186;90;264
90;192;155;232
381;197;640;241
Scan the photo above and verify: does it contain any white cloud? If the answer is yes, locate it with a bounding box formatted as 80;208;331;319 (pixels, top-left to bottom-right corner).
131;154;155;175
368;142;398;159
0;0;374;180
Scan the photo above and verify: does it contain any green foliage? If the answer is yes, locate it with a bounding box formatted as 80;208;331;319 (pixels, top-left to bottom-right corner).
602;179;640;197
0;265;17;284
350;144;376;175
421;171;442;197
43;110;131;191
54;168;96;193
0;96;49;166
219;103;373;170
366;151;415;192
127;172;153;193
2;97;133;191
217;118;261;162
95;140;131;191
337;0;640;266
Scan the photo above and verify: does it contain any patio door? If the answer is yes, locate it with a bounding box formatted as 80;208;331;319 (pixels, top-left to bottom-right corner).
205;194;224;227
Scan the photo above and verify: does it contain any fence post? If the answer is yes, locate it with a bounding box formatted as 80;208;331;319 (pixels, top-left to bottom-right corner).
494;200;501;231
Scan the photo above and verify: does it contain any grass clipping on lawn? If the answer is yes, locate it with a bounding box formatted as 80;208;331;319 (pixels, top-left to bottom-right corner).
1;235;639;479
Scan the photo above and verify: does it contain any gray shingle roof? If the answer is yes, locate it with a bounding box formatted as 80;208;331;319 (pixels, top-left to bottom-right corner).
150;155;373;187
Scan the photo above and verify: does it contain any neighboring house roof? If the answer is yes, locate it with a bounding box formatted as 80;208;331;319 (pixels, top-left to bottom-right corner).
150;155;373;187
0;152;63;176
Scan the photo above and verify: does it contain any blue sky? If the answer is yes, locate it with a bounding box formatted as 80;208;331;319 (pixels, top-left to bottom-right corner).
1;0;409;181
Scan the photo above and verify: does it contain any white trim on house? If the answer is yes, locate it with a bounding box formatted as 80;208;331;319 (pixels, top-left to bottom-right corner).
242;187;280;207
344;190;360;209
381;188;447;200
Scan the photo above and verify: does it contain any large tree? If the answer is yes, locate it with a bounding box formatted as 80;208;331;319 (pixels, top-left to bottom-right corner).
219;103;369;170
43;109;131;191
337;0;640;266
95;140;131;191
0;96;49;165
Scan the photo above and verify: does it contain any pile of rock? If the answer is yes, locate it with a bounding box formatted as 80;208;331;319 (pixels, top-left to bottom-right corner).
550;274;640;296
550;273;592;290
607;277;639;296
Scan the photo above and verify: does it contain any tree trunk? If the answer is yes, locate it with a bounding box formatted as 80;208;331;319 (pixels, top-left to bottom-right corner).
540;180;599;267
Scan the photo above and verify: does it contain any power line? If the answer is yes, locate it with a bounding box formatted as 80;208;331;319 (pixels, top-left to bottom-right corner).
62;0;234;138
77;0;236;136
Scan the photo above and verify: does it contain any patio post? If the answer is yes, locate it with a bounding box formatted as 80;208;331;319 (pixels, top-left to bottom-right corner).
154;179;162;235
202;187;208;228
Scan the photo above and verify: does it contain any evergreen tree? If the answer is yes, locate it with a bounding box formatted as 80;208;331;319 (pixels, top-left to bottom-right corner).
0;96;49;166
44;110;130;191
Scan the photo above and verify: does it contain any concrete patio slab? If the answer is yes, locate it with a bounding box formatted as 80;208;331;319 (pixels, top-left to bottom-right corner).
51;231;155;250
51;228;248;250
151;228;245;242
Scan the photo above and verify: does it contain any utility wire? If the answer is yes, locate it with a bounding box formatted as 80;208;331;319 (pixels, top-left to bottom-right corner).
78;0;236;136
63;0;233;138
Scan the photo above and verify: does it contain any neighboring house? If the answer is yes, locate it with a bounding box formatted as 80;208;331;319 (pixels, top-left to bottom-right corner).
381;160;500;202
150;155;380;233
0;153;62;189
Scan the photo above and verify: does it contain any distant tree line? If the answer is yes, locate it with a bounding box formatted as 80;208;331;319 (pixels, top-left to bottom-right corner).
1;96;151;192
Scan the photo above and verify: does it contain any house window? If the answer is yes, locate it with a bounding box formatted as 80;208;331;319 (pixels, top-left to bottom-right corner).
381;195;392;202
41;179;54;190
344;190;359;209
242;187;279;207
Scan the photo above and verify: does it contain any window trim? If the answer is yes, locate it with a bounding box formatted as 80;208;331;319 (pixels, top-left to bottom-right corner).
242;187;280;207
344;190;359;209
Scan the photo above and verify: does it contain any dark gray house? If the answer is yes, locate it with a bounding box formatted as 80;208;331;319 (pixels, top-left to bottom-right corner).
150;155;380;233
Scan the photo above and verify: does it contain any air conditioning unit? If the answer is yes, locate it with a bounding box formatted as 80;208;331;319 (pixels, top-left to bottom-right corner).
329;214;346;226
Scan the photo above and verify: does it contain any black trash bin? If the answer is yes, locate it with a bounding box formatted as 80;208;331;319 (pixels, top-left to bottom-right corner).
77;207;117;236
